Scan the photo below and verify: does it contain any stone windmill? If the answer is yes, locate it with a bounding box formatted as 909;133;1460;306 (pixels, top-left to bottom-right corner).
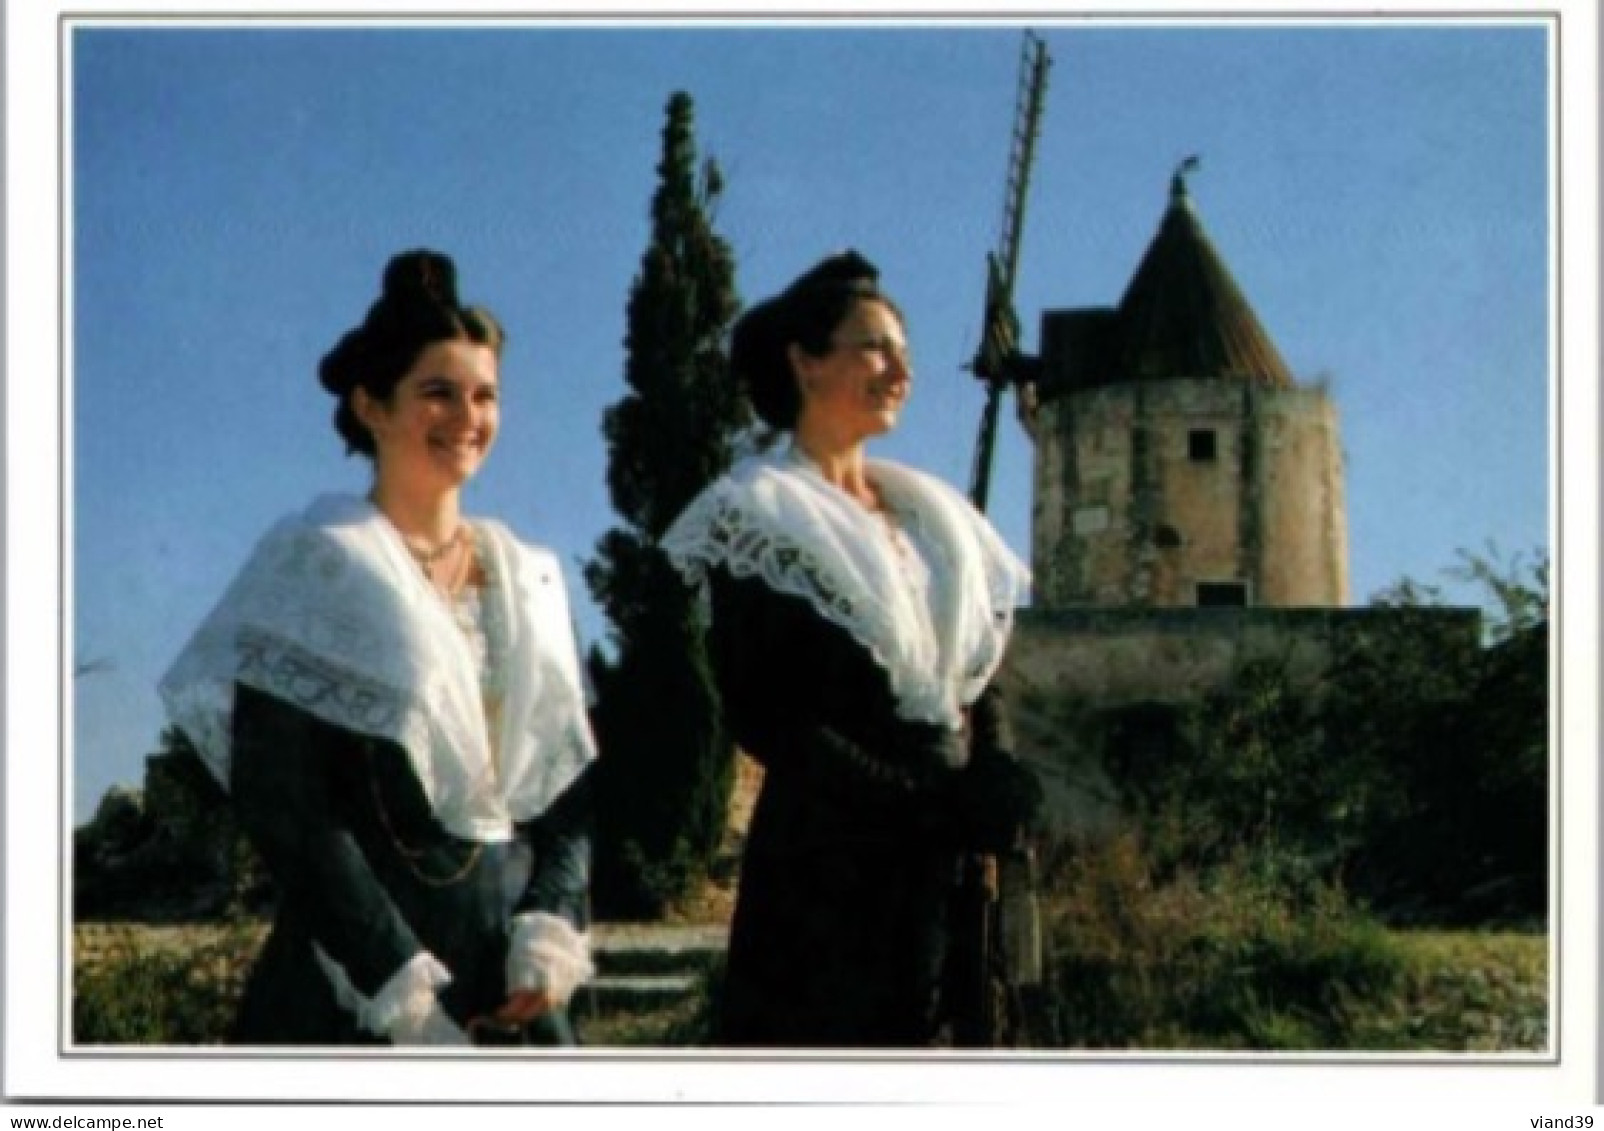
1022;160;1351;610
997;158;1367;837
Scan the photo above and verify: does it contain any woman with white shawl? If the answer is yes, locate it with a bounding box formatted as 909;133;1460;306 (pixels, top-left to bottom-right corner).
161;250;598;1046
661;250;1043;1047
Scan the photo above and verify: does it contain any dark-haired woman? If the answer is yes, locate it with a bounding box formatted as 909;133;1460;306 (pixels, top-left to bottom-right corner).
661;250;1043;1048
161;250;597;1046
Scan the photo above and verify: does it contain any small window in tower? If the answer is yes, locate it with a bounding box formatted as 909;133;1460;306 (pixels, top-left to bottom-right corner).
1154;524;1182;550
1188;429;1218;462
1073;506;1110;535
1196;581;1249;607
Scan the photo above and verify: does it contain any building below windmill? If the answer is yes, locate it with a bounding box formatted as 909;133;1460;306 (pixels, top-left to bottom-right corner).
1000;163;1478;832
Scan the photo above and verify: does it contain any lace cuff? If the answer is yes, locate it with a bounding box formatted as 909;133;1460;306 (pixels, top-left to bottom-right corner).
314;945;455;1039
506;911;595;1007
388;995;470;1046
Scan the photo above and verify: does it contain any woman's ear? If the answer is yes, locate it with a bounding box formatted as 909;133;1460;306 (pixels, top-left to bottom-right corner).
351;386;384;433
787;343;816;397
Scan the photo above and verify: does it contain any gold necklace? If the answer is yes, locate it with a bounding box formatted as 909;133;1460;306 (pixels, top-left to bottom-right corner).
364;740;483;887
403;525;466;566
365;490;465;568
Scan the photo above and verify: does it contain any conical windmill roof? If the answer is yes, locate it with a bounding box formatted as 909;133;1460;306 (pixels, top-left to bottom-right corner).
1112;170;1295;388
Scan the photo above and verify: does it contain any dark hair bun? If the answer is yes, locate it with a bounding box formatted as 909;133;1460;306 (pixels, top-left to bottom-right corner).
731;296;791;428
784;248;880;297
382;249;461;309
319;249;465;397
317;329;365;396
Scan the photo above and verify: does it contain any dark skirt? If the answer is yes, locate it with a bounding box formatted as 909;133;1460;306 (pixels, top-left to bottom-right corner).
717;773;958;1048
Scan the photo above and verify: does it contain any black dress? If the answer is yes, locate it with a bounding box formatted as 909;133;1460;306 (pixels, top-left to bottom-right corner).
227;684;592;1046
705;569;1028;1048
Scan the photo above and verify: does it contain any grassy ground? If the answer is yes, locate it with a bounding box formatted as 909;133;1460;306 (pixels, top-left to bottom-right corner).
73;919;719;1048
1039;924;1547;1052
73;921;263;1045
72;919;1545;1051
1341;930;1548;1052
578;990;713;1048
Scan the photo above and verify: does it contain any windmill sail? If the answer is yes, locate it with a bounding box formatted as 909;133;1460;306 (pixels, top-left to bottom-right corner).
968;31;1051;512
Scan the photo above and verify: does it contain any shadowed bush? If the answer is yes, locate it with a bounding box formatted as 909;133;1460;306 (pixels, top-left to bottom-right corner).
1034;831;1545;1051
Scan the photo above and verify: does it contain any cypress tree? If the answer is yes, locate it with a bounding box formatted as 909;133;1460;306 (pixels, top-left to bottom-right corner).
586;91;746;918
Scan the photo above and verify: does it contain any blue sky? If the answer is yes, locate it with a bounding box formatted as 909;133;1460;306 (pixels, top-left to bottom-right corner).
67;17;1554;823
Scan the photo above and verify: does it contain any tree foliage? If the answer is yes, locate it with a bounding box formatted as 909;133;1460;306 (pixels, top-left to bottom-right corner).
1100;548;1549;926
1348;547;1548;922
585;91;747;918
75;727;270;922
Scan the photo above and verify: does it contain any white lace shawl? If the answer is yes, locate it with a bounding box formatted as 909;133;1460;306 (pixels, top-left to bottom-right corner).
159;493;597;841
660;449;1030;733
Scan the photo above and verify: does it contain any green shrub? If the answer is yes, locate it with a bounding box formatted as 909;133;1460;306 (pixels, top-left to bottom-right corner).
601;834;703;920
73;927;258;1045
1041;832;1405;1049
1035;831;1545;1051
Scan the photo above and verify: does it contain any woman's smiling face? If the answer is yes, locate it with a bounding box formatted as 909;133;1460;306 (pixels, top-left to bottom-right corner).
791;297;912;445
355;337;500;492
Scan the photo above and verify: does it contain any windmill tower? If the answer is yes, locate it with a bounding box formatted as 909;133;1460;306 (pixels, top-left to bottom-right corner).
1026;162;1351;609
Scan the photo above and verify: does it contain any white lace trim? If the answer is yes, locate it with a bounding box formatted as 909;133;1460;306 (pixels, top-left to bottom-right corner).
505;911;595;1007
660;450;1029;729
314;946;454;1039
159;493;598;840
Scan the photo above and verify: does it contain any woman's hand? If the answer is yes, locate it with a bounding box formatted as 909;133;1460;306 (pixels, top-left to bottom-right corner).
949;749;1044;853
493;988;554;1025
505;910;595;1012
464;989;555;1045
